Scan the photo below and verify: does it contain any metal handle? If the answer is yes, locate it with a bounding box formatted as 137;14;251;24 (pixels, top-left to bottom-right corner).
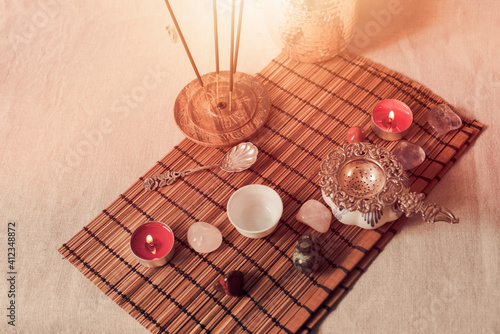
397;192;459;224
143;165;219;191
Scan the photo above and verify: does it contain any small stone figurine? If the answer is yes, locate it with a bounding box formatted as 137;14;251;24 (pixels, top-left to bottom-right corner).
293;234;322;274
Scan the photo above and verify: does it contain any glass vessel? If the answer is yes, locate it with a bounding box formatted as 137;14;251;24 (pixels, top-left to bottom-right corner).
264;0;358;63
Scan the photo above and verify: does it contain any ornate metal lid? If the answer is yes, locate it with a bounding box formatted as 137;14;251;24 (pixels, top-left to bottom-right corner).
319;142;410;213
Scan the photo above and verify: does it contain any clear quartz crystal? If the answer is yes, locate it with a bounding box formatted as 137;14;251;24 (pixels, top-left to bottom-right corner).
427;104;462;135
187;222;222;254
394;141;426;170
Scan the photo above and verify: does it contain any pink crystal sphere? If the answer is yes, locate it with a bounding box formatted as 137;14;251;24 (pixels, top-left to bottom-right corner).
187;222;223;254
296;200;332;233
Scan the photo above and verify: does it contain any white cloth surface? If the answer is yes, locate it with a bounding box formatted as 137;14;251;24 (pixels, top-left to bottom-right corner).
0;0;498;333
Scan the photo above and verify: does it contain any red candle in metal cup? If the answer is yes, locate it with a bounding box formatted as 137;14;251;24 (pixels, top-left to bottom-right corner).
130;222;175;268
371;99;413;141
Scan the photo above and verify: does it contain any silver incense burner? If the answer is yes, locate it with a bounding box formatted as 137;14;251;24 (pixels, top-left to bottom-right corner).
319;142;458;229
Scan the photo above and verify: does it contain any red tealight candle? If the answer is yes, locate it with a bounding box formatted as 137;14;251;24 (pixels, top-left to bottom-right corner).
371;99;413;141
130;222;175;268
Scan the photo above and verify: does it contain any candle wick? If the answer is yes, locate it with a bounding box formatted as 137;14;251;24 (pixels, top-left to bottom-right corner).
387;110;394;130
148;242;156;255
146;234;156;254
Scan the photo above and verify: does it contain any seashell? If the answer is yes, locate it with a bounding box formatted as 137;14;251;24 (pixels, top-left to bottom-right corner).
220;142;258;172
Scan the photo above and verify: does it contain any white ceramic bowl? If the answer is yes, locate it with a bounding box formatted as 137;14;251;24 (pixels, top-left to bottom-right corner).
227;184;283;238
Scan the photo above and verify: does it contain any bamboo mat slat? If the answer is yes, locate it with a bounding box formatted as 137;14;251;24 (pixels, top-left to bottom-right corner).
59;51;483;334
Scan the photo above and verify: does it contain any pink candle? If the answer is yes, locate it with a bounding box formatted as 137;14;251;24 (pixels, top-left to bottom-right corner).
130;222;175;268
371;99;413;141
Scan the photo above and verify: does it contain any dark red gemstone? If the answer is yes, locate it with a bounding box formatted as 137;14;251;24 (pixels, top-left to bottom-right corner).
214;270;244;297
346;126;365;143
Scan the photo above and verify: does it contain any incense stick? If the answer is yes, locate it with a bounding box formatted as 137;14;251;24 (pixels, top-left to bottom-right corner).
233;0;244;73
164;0;216;111
229;0;236;111
213;0;220;99
163;0;204;88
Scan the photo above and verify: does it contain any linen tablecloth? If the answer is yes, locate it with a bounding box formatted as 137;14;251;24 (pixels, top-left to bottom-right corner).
1;1;498;333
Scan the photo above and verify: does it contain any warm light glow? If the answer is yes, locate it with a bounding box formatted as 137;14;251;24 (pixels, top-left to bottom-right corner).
146;235;154;244
388;110;394;122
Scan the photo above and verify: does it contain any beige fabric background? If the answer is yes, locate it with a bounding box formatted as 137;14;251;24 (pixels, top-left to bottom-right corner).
1;0;499;333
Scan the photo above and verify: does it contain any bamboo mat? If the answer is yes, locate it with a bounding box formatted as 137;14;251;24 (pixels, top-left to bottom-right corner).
59;52;483;334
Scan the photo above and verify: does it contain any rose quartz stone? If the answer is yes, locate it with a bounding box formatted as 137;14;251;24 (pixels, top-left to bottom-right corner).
346;126;365;143
187;222;222;253
296;200;332;233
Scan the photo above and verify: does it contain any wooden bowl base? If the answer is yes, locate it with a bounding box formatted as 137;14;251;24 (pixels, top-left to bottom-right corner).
174;71;271;147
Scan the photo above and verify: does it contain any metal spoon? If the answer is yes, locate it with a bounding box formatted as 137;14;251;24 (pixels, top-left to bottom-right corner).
143;142;258;191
